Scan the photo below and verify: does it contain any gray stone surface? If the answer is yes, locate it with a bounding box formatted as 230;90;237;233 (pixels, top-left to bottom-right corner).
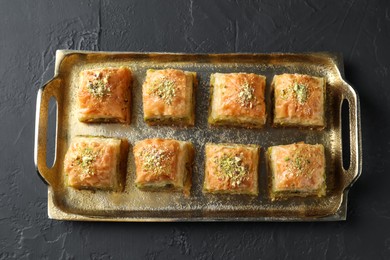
0;0;389;258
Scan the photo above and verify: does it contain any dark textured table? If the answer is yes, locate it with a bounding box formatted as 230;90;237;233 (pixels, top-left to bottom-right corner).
1;0;389;258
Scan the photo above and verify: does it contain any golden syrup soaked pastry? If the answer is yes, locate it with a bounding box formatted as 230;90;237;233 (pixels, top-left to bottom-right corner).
203;143;260;195
78;67;132;123
208;73;266;128
142;69;196;126
272;73;325;128
133;138;194;195
267;142;326;200
64;136;128;191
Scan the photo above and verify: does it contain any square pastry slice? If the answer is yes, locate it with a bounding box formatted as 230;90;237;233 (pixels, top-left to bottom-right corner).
272;73;325;128
142;69;196;126
133;138;194;194
267;142;326;199
203;143;260;195
78;67;132;123
208;73;266;128
63;136;129;191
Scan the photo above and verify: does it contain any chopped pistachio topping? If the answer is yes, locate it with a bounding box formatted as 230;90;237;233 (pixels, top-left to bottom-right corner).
87;72;111;98
238;81;256;108
215;153;249;187
141;147;172;175
74;147;98;180
294;157;303;170
150;77;176;105
293;82;309;104
285;150;311;176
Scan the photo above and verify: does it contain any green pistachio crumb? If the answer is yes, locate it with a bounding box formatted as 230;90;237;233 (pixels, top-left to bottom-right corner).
150;77;176;105
87;73;111;98
141;147;172;175
216;153;249;187
238;82;256;108
285;151;311;176
75;147;98;179
293;82;309;104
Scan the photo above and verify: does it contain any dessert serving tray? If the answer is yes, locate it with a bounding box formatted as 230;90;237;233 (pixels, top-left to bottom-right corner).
34;50;362;221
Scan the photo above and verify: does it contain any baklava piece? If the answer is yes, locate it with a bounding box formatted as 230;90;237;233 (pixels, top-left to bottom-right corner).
208;73;266;128
272;73;325;128
133;138;194;194
142;69;196;126
64;136;129;191
203;143;260;195
78;67;132;123
267;142;326;200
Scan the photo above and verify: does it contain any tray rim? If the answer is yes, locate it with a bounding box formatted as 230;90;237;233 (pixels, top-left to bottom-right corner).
35;50;362;222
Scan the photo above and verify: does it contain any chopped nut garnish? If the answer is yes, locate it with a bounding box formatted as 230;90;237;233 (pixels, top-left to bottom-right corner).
285;149;312;176
294;157;303;170
238;81;256;108
74;147;98;180
87;72;111;98
141;147;173;175
149;76;176;105
215;153;249;187
293;82;309;104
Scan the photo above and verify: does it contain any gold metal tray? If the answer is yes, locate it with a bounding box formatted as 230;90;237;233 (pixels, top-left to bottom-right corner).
34;50;362;221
